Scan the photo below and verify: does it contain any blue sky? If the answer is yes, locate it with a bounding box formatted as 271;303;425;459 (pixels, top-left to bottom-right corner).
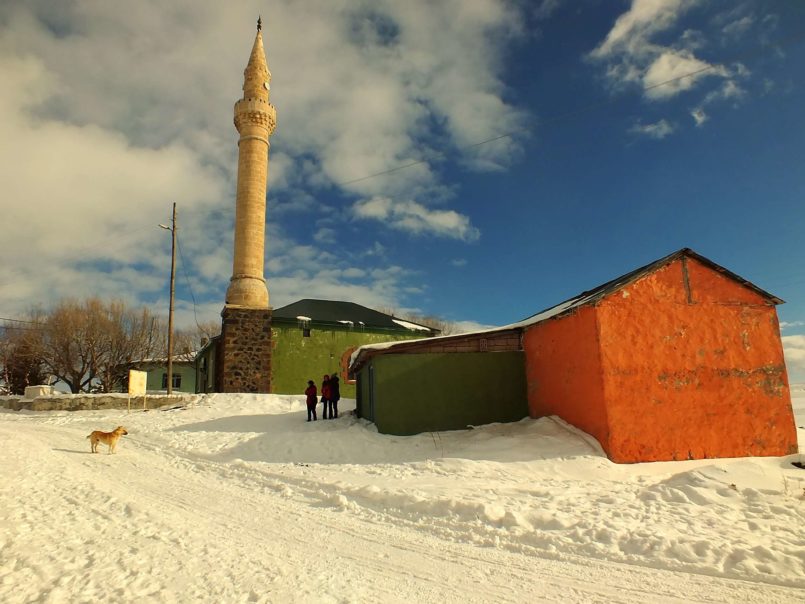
1;1;804;378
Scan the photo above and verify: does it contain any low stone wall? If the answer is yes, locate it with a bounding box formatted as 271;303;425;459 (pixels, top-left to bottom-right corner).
3;393;198;412
0;396;21;409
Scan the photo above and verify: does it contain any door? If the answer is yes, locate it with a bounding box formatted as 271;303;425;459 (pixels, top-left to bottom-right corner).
368;364;375;422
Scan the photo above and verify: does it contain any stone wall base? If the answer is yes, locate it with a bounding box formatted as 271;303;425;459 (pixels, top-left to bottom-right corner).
2;394;195;412
219;306;272;393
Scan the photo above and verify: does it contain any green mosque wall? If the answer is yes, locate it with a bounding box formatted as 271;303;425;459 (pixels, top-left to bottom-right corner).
270;325;424;397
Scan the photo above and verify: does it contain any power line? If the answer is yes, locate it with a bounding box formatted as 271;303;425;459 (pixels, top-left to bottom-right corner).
336;29;805;189
175;232;208;335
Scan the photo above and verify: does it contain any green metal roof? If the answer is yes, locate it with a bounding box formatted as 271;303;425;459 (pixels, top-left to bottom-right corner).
272;299;439;334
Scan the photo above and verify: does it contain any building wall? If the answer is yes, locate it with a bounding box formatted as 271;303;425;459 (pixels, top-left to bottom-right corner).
271;326;426;397
522;305;610;449
597;257;797;462
360;351;527;435
196;344;216;393
143;363;196;393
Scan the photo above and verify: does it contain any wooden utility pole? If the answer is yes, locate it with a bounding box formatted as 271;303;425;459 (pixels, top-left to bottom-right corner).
161;203;177;395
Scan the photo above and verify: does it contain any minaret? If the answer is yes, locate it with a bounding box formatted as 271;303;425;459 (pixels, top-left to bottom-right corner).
226;16;277;307
219;18;276;393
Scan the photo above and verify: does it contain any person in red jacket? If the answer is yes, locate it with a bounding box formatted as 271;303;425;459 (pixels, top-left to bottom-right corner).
305;380;318;422
320;375;331;420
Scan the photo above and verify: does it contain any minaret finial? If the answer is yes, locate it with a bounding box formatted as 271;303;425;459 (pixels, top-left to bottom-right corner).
257;16;262;31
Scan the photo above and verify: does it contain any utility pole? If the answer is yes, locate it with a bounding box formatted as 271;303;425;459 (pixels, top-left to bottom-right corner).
160;203;177;395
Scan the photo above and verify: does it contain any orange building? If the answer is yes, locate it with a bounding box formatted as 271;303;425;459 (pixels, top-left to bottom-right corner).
523;248;797;463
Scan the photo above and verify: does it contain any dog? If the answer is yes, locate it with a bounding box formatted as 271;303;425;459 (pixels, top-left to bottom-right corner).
86;426;128;454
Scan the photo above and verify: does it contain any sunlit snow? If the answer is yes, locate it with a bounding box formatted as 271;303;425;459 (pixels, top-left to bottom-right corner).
1;389;804;602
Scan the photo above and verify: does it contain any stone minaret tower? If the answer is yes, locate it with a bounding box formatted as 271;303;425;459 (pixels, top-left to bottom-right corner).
227;16;276;307
219;18;276;393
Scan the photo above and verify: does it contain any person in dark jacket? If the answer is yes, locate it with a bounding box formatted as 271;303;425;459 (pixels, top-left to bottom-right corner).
329;374;341;419
320;375;331;420
305;380;317;422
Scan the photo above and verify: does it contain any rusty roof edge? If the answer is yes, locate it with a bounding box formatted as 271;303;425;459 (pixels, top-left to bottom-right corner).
350;247;784;373
516;247;784;327
349;326;523;372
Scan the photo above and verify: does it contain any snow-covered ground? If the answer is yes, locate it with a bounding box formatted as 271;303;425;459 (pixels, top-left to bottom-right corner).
1;389;804;603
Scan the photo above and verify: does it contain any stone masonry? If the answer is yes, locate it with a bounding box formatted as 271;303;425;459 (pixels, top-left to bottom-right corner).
219;307;273;393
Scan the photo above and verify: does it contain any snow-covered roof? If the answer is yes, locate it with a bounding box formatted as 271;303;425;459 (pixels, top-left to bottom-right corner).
115;352;197;370
392;319;433;331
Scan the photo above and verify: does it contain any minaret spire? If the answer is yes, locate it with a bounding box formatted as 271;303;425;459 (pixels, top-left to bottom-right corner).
225;21;277;308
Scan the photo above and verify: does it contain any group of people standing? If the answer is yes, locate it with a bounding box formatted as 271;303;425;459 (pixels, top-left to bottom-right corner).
304;374;340;422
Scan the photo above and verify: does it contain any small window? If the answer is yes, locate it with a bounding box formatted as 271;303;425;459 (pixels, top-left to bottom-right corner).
302;328;311;338
162;373;182;389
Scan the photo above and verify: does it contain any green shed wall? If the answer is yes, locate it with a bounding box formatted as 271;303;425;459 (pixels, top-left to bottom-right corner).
358;351;527;435
271;325;427;397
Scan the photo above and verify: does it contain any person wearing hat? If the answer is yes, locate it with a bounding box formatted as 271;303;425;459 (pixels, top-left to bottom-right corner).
305;380;318;421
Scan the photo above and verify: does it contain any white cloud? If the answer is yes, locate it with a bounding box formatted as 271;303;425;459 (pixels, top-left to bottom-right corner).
352;197;480;242
452;320;499;334
451;259;468;268
643;51;726;99
702;78;747;105
691;107;708;126
722;16;754;39
589;0;736;102
313;228;337;245
590;0;696;61
781;321;805;331
782;334;805;381
0;0;528;318
0;53;226;313
629;119;675;139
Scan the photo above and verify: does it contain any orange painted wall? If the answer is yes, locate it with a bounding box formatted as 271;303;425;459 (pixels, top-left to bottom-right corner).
597;257;797;463
523;305;611;449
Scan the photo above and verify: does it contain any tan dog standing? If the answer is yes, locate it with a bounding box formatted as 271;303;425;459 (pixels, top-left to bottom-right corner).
86;426;128;454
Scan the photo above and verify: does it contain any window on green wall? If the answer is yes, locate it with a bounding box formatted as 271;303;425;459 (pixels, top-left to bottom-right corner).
162;373;182;389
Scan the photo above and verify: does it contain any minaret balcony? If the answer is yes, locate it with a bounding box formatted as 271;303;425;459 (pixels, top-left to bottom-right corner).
234;98;277;133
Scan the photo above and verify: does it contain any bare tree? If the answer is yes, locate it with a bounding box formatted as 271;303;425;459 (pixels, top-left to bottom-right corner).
0;320;47;395
94;302;165;393
174;320;220;360
40;299;99;393
31;298;164;393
